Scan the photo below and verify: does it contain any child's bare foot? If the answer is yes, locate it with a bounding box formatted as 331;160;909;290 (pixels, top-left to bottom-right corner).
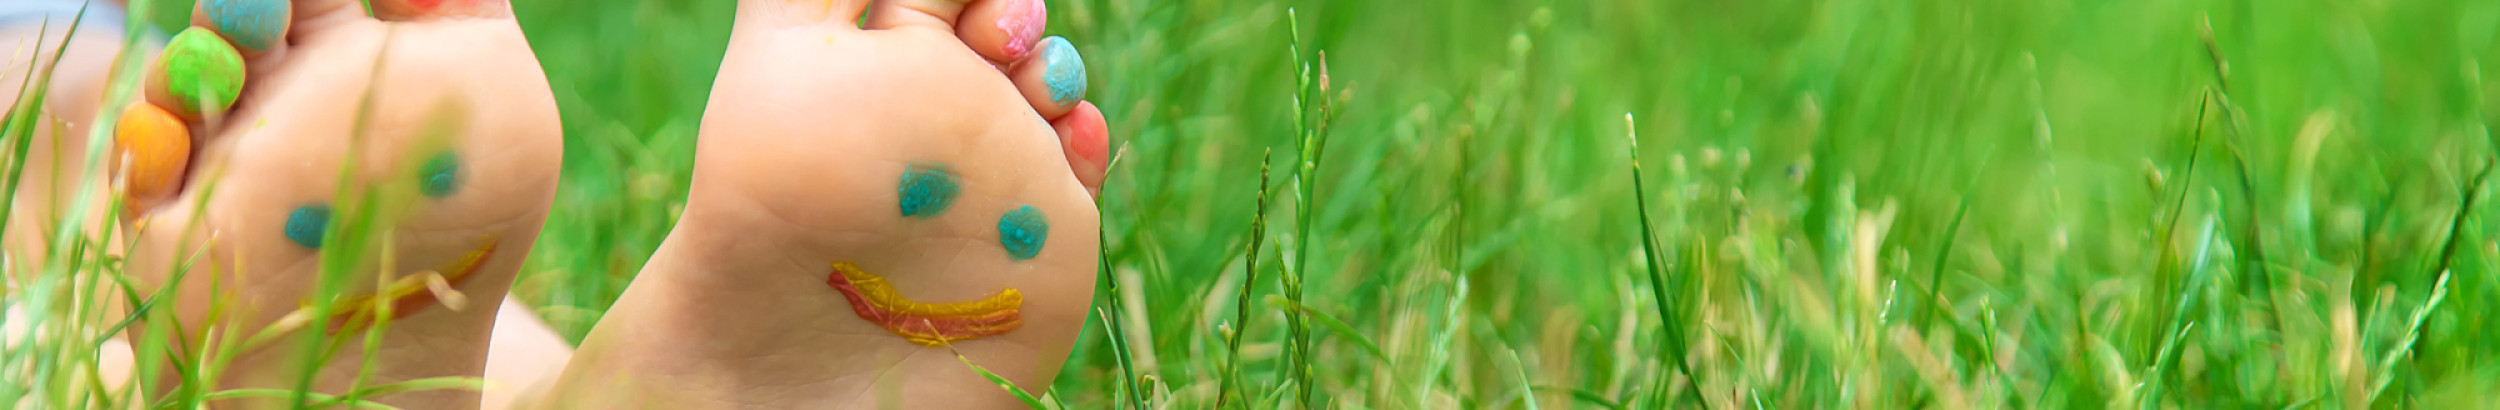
539;0;1107;407
4;0;560;407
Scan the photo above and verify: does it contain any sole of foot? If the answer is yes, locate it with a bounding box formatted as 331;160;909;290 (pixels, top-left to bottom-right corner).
538;0;1106;407
3;0;563;408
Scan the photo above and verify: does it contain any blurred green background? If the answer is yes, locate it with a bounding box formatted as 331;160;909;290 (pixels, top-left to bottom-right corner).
126;0;2500;407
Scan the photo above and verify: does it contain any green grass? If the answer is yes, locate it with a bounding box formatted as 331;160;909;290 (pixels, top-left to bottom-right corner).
7;0;2500;408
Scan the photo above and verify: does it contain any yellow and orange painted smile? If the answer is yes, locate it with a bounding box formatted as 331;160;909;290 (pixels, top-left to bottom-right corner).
327;236;499;330
825;262;1023;346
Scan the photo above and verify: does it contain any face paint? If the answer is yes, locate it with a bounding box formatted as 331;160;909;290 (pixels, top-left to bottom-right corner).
284;204;331;249
825;262;1022;346
996;0;1047;59
158;28;246;116
996;205;1049;260
328;237;500;332
205;0;288;51
898;163;960;219
420;151;461;198
1039;36;1087;105
114;103;190;207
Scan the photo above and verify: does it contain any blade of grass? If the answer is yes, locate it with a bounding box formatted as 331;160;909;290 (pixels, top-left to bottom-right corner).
198;389;399;410
1624;113;1699;407
950;348;1048;409
2141;214;2218;409
291;23;405;407
1510;348;1539;410
2368;159;2491;399
2143;92;2214;349
1530;385;1627;410
2199;16;2283;336
1264;294;1385;362
325;376;482;405
1214;148;1272;409
1916;198;1968;329
0;5;88;241
1279;8;1334;407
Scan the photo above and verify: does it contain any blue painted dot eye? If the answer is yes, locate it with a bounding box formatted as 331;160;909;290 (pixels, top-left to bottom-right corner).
420;152;460;198
898;164;960;219
996;206;1049;261
284;204;331;249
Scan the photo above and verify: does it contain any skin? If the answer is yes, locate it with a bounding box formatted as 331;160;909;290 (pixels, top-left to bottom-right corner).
537;0;1102;407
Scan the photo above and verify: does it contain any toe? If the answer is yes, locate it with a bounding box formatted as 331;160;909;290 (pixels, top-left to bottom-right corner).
155;0;376;119
1008;36;1084;118
1051;101;1107;199
143;27;248;120
865;0;969;31
112;102;192;213
186;0;372;62
372;0;515;21
192;0;292;55
952;0;1047;63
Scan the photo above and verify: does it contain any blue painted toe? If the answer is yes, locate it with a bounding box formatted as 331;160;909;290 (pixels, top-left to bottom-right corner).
1039;37;1087;105
206;0;288;51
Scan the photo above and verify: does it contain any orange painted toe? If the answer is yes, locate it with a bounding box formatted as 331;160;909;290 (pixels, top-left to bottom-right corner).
113;102;191;211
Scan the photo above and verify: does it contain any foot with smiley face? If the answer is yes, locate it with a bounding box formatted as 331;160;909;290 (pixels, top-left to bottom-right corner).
2;0;560;408
533;0;1108;407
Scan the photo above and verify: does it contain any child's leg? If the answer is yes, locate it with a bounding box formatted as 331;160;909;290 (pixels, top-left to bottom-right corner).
534;0;1109;407
4;0;566;408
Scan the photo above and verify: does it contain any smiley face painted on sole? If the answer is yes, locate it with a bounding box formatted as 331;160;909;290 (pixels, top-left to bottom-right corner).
818;164;1066;346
